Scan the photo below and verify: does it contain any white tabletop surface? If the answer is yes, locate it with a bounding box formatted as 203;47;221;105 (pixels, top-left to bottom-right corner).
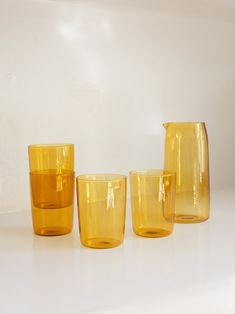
0;188;235;314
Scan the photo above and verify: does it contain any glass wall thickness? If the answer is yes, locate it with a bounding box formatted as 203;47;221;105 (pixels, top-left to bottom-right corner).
77;174;126;249
28;144;74;236
130;170;175;237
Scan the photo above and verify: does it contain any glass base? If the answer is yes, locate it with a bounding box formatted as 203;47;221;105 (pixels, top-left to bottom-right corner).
82;238;122;249
32;204;73;236
34;226;71;236
135;228;172;238
174;214;209;224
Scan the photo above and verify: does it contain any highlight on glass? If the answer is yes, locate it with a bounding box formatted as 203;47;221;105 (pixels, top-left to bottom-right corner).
163;122;210;223
130;170;175;238
76;174;127;249
28;144;74;236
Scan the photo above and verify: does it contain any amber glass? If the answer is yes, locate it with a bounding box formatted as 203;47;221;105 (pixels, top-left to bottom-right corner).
163;122;210;223
76;174;126;249
28;144;74;236
130;170;175;238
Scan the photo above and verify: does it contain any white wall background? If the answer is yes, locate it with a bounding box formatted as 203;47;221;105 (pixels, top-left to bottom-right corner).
0;0;235;212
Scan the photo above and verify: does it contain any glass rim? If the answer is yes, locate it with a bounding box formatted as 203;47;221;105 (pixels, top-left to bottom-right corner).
163;122;205;126
77;173;126;182
129;169;175;178
28;143;74;149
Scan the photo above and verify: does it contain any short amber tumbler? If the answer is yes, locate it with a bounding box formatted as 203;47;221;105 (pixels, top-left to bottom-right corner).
28;144;74;236
76;174;127;249
130;170;175;238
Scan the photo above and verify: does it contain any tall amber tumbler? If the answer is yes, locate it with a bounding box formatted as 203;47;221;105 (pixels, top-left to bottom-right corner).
28;144;74;236
130;170;175;237
163;122;210;223
76;174;126;249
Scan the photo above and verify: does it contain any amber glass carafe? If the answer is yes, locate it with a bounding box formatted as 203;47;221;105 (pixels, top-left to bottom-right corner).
163;122;210;223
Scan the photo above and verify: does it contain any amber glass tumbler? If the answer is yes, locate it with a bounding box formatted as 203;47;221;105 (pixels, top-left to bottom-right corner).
76;174;126;249
164;122;210;223
130;170;175;238
28;144;74;236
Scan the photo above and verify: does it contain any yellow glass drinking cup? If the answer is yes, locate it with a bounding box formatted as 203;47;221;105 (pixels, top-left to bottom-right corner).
130;170;175;238
76;174;127;249
28;144;74;236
